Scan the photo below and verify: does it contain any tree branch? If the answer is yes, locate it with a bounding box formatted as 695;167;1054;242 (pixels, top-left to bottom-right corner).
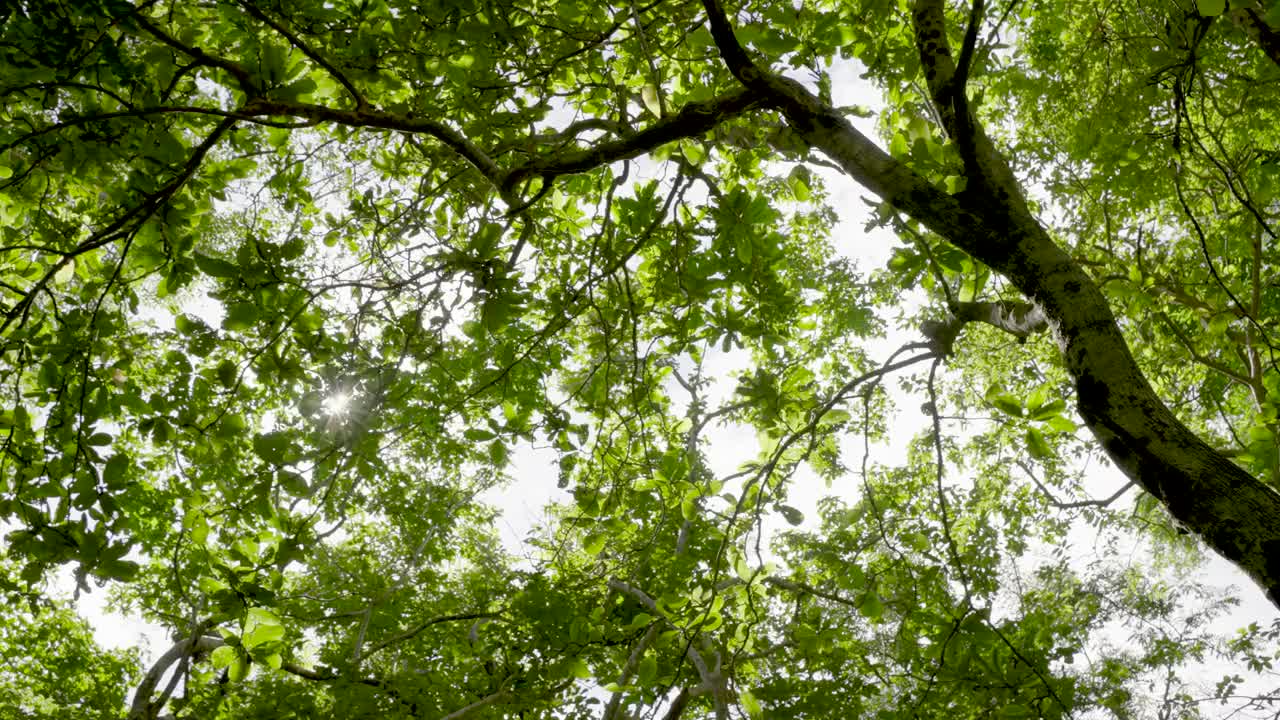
659;687;692;720
1;116;238;335
921;300;1049;356
1229;2;1280;67
1017;460;1137;509
128;12;261;96
364;611;500;659
606;577;719;689
500;88;762;195
698;0;1280;609
235;0;367;108
911;0;1024;211
439;690;512;720
129;635;222;720
602;623;661;720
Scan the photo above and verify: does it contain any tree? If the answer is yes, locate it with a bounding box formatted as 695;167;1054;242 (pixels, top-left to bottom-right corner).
2;0;1280;716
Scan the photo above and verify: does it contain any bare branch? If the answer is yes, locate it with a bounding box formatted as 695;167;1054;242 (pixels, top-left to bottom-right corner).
1017;460;1137;509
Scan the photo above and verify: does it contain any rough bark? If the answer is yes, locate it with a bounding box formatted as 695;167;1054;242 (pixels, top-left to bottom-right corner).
1229;2;1280;68
699;0;1280;608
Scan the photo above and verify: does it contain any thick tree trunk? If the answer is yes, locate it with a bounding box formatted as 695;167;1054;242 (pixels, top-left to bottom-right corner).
698;0;1280;609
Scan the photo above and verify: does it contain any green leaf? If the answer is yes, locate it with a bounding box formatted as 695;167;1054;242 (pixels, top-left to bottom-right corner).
243;608;284;649
194;252;239;278
741;689;763;719
252;431;296;465
1025;427;1053;460
641;85;661;117
566;657;591;679
228;654;250;682
1196;0;1225;15
464;427;496;441
778;504;804;526
680;140;706;164
277;469;309;496
1029;398;1067;422
276;77;317;101
583;533;606;556
637;654;657;684
984;385;1023;417
858;592;883;620
103;453;129;488
299;391;324;417
216;359;238;388
211;645;237;669
222;303;260;332
95;558;140;581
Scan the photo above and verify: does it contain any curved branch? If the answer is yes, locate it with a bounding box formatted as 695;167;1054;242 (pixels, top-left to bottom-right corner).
235;0;367;108
128;12;260;95
440;690;512;720
501;88;762;194
602;623;661;720
131;633;415;718
1017;460;1137;509
240;97;505;191
2;116;238;335
129;635;222;720
364;611;501;659
699;0;1280;608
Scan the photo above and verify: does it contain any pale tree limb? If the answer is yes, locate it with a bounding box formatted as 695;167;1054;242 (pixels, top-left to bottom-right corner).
606;578;730;718
660;687;693;720
129;633;428;719
602;623;661;720
128;635;223;720
439;690;513;720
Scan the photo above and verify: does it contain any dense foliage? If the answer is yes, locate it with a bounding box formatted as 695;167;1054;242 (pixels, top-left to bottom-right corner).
3;0;1280;717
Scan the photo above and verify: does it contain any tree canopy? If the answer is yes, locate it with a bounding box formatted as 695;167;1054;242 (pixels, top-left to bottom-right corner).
3;0;1280;717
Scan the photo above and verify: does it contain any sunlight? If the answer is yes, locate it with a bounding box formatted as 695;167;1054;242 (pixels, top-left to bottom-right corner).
322;392;351;416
